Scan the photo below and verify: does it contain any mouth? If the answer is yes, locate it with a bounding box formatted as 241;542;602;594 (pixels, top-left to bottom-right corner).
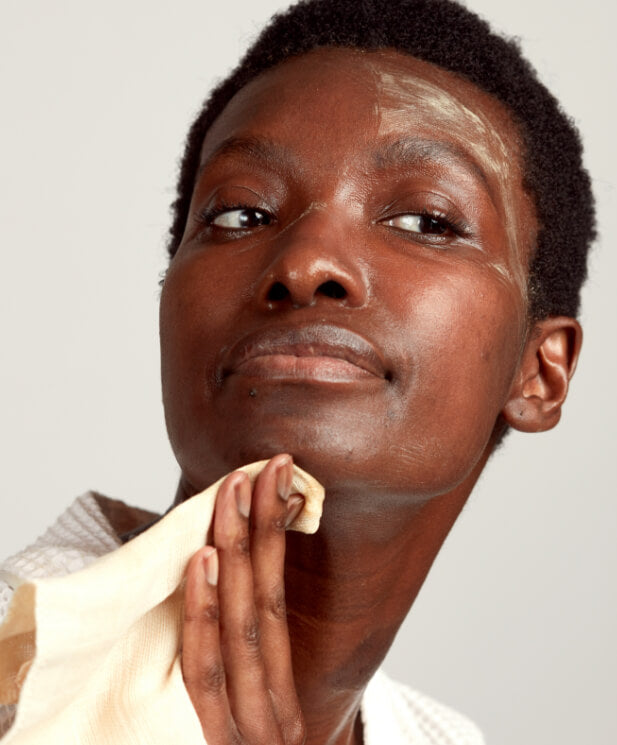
221;324;390;384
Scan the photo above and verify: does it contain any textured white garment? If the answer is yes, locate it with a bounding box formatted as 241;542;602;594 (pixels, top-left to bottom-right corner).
362;671;484;745
0;472;484;745
0;492;121;739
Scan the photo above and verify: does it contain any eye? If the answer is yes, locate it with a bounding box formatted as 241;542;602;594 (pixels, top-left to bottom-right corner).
210;207;272;230
381;213;450;235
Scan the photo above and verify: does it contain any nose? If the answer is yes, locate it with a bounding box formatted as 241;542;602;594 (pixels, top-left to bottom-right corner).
255;209;369;310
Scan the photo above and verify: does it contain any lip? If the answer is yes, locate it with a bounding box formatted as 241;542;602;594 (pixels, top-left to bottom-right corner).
220;324;389;383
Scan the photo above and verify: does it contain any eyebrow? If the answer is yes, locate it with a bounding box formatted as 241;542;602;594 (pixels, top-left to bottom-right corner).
196;134;496;206
196;136;299;179
373;137;491;188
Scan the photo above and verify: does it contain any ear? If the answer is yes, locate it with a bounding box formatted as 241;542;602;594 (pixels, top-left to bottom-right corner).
502;317;583;433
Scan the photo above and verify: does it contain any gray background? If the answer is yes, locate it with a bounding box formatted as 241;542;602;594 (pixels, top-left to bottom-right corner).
0;1;615;743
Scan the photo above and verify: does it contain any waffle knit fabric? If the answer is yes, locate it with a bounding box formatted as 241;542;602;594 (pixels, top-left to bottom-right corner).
0;465;483;745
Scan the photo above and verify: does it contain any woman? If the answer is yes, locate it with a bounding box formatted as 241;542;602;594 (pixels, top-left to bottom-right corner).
0;0;599;743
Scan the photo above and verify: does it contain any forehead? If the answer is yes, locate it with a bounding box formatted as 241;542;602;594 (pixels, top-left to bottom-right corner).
199;47;536;287
202;47;526;169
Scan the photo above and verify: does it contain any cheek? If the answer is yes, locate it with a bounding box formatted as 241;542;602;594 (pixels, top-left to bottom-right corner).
159;254;241;487
160;249;244;366
382;266;525;490
159;256;229;428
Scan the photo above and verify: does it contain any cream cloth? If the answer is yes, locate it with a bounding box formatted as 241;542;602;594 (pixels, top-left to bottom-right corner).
0;461;324;745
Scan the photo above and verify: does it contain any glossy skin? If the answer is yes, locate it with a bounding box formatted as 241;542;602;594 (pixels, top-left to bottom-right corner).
162;49;536;502
160;49;581;745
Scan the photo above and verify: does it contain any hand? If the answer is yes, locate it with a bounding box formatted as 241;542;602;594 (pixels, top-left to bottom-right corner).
181;455;306;745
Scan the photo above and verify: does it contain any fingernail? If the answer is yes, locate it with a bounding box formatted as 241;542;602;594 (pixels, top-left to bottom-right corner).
203;548;218;586
277;456;293;501
285;494;304;528
235;476;251;518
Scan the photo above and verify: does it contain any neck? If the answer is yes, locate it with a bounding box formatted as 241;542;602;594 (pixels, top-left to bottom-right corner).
171;453;489;745
284;479;472;745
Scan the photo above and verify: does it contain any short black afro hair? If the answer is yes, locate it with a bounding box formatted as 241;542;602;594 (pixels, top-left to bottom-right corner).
167;0;594;320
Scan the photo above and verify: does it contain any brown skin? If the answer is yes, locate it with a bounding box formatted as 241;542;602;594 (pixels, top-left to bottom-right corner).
160;49;582;745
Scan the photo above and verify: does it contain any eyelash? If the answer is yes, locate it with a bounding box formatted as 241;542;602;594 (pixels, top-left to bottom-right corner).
194;202;470;240
195;202;272;229
380;208;469;238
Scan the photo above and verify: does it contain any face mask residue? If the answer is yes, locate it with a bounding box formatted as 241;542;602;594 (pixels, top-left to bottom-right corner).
373;68;529;302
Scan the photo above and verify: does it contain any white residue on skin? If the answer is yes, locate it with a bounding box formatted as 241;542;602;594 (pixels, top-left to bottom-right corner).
374;69;529;299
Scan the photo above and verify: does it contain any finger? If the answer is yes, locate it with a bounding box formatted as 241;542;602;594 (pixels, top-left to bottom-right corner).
181;544;236;744
215;469;283;741
251;456;306;741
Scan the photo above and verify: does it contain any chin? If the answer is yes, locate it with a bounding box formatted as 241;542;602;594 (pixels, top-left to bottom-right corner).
168;385;497;501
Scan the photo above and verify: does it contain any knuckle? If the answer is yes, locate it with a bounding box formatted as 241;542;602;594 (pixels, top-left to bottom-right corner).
199;662;226;696
184;600;219;625
183;661;226;698
235;534;251;557
202;600;220;623
241;617;261;651
259;585;287;622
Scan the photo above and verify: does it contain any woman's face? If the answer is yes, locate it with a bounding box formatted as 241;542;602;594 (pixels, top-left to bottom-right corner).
160;48;537;501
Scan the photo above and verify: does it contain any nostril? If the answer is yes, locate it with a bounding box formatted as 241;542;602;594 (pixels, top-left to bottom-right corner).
267;282;290;302
265;279;348;305
318;280;347;300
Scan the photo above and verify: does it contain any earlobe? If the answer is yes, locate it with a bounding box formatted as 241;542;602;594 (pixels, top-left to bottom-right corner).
502;317;583;433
